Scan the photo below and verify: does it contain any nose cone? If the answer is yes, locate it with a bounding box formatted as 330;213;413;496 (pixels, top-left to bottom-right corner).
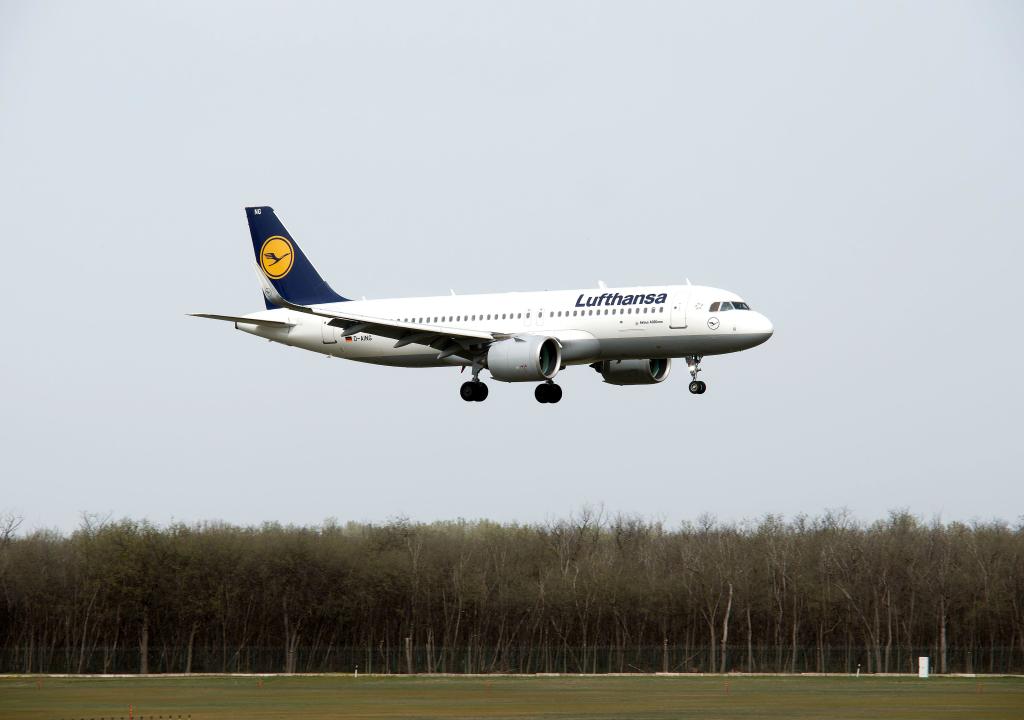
751;312;773;346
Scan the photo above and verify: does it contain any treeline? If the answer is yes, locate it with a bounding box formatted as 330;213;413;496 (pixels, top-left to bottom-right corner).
1;511;1022;674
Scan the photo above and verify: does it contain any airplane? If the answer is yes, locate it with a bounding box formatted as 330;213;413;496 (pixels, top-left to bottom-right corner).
192;207;773;403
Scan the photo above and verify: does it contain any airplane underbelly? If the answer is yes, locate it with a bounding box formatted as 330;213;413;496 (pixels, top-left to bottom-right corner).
334;335;464;365
596;333;755;359
350;353;464;368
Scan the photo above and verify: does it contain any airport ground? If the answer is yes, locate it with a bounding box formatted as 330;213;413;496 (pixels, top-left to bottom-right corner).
1;674;1022;720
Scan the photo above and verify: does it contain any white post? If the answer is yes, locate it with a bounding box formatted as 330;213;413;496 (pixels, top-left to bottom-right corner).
918;657;929;679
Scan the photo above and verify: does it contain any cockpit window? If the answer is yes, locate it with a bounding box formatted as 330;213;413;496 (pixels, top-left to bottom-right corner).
712;300;751;311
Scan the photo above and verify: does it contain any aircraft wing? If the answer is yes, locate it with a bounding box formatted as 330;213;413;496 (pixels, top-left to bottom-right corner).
277;300;506;360
255;267;508;360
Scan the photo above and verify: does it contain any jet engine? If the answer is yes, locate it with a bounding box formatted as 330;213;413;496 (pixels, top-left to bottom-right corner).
487;336;561;382
593;359;671;385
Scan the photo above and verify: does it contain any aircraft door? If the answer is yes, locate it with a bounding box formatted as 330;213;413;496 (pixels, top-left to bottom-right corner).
321;320;337;344
670;289;689;329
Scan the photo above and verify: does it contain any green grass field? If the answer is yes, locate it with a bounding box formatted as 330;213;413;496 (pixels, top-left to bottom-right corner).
1;675;1021;720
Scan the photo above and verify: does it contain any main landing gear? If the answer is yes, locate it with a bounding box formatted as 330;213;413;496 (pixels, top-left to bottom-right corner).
535;381;563;404
460;361;489;402
686;355;707;395
460;381;489;402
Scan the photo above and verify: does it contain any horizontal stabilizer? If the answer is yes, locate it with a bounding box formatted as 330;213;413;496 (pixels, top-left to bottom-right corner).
189;313;293;328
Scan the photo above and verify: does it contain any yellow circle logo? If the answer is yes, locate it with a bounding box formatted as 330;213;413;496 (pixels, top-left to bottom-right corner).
260;236;294;279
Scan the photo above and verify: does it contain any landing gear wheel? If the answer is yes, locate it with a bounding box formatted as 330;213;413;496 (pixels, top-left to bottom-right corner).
536;383;562;404
689;380;707;395
460;382;489;402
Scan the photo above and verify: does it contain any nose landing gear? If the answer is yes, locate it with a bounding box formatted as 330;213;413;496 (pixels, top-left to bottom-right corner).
686;355;706;395
535;381;562;404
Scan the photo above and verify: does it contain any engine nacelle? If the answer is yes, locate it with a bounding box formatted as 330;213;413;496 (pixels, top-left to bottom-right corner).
487;336;561;382
594;358;671;385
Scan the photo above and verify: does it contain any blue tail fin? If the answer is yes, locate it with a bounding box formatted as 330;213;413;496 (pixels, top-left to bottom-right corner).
246;206;348;307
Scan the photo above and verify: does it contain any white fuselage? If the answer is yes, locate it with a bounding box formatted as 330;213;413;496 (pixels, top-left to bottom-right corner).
234;284;773;371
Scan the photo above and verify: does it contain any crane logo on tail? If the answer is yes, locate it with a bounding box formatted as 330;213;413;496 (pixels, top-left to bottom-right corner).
260;236;294;279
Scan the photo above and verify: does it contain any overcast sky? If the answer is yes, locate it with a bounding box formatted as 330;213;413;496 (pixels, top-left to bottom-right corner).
1;1;1021;533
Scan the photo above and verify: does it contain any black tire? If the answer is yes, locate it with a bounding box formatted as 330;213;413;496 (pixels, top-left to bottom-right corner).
460;382;477;401
697;381;707;394
535;384;549;403
474;383;489;402
548;384;563;403
688;380;702;395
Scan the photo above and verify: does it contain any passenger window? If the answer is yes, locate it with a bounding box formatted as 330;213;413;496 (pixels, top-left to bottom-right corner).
517;313;522;319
